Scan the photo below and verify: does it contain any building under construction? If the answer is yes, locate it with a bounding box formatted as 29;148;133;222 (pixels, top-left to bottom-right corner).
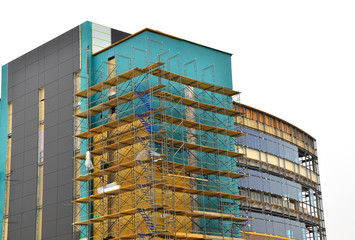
0;22;326;240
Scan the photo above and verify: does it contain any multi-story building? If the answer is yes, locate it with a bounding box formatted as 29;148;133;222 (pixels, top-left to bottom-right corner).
0;21;326;240
235;104;326;240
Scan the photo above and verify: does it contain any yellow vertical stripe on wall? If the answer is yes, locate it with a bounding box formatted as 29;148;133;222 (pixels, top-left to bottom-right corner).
36;89;44;240
2;103;12;240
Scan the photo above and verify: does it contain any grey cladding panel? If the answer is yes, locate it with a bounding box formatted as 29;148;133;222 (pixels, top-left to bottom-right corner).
57;217;73;235
58;29;74;49
10;167;23;183
12;68;25;86
45;52;59;70
59;59;73;78
24;105;38;123
58;105;73;122
44;140;58;158
25;61;39;79
21;210;36;228
58;151;73;170
23;163;37;181
45;110;59;128
8;230;21;240
12;111;24;128
38;72;45;87
25;48;39;65
12;82;26;100
43;171;58;191
58;134;73;154
45;38;58;56
44;156;58;174
25;118;38;137
9;181;23;200
43;187;58;206
45;80;59;98
11;139;24;156
57;167;73;186
25;75;39;93
21;226;36;240
58;74;74;93
24;132;38;151
58;119;73;139
11;56;26;73
22;179;36;197
57;183;72;202
111;28;131;44
23;148;37;167
42;220;57;239
44;66;59;85
22;194;37;212
56;200;72;219
9;198;22;216
45;95;59;114
42;204;57;222
58;44;73;63
24;90;38;108
7;26;79;239
58;88;73;108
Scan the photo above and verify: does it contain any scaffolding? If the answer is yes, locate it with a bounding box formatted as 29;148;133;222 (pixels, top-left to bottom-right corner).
73;59;248;239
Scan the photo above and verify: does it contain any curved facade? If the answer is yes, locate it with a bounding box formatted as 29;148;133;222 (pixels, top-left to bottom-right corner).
234;103;326;240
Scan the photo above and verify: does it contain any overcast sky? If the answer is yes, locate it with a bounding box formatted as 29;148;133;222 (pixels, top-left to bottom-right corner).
1;0;353;239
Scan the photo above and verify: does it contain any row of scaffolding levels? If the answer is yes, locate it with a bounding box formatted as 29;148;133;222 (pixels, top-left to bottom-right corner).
73;62;248;240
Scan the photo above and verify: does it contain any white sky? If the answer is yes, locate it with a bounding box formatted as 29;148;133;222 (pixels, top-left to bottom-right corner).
1;0;353;238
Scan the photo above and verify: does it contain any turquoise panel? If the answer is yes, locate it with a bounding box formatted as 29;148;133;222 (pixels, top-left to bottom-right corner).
90;29;240;237
79;21;92;237
0;64;9;239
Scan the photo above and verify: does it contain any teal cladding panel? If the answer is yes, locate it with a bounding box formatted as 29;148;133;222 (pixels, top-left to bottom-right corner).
0;64;9;239
89;29;239;237
93;30;233;89
79;21;92;236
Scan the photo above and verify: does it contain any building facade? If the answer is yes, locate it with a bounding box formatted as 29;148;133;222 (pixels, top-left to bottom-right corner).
235;104;326;240
0;22;326;240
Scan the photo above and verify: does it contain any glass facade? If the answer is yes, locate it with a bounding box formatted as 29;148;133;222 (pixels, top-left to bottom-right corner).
240;169;302;201
236;126;299;163
235;119;325;239
244;212;306;240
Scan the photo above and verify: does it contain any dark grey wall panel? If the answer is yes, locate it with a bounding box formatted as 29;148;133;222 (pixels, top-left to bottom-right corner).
8;213;21;232
44;66;59;85
111;28;131;44
43;171;58;192
23;163;37;181
23;148;37;166
24;119;37;137
26;61;39;79
25;48;39;66
25;75;39;93
22;195;36;212
7;26;80;239
45;110;59;128
11;150;24;167
12;82;26;100
24;133;37;151
22;179;36;197
24;91;38;106
21;226;36;239
45;95;59;114
41;219;57;239
58;151;73;170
